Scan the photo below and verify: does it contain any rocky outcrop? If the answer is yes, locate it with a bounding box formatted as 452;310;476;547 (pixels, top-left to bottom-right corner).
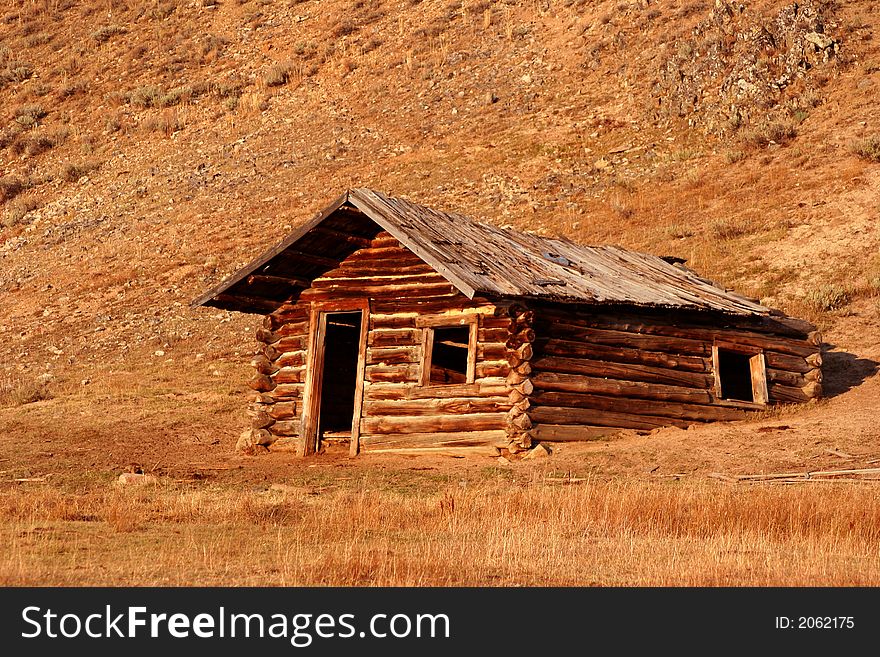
651;0;842;136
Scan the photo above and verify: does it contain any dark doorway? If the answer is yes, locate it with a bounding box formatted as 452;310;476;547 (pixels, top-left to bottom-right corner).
317;312;363;443
717;348;754;402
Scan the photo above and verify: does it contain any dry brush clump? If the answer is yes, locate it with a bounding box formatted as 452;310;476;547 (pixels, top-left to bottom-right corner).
2;195;42;228
803;283;851;312
850;135;880;163
0;373;52;406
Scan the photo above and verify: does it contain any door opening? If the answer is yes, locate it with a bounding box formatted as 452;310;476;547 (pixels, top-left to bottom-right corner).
317;311;363;447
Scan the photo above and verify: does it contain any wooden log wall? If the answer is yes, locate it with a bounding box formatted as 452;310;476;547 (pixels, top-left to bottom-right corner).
505;305;536;452
526;305;823;443
243;301;311;452
354;234;512;454
240;230;514;455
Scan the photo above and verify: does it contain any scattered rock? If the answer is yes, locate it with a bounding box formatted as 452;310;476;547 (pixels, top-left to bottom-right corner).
804;31;834;50
523;443;552;460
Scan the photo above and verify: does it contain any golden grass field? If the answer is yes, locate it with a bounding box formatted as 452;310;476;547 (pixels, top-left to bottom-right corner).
4;475;880;586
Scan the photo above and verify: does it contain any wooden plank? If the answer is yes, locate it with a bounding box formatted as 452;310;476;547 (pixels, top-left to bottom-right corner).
274;367;306;384
764;351;814;374
475;361;510;378
531;355;713;388
420;324;434;387
531;371;713;403
360;412;507;434
415;314;479;328
365;379;509;400
750;352;769;404
299;306;325;456
366;346;420;365
360;430;508;448
529;424;621;442
270;383;304;399
363;397;510;417
368;328;421;347
365;364;420;383
554;312;820;357
247;274;311;289
538;338;710;372
529;406;691;430
545;321;711;356
268;401;299;420
311;225;372;247
350;306;369;456
370;294;473;315
276;350;307;368
370;314;417;330
530;391;749;422
361;446;501;457
466;322;479;383
769;381;821;403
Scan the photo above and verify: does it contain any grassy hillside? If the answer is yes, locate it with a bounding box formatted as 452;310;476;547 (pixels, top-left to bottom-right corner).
0;0;879;585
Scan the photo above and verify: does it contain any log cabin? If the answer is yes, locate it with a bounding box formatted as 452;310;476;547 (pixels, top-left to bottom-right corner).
192;188;822;457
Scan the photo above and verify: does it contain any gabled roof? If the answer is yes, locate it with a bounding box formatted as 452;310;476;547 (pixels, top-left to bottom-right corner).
192;188;771;317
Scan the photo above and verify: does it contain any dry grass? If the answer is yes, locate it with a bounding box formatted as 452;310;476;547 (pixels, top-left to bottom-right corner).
0;373;52;407
2;195;42;228
2;478;880;586
851;135;880;163
804;283;852;312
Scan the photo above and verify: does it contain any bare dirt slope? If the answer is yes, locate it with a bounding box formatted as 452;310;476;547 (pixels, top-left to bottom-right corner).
0;0;879;486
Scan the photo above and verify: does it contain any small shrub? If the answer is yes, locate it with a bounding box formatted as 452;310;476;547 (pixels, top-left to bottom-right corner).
60;160;101;183
293;40;317;58
158;86;193;107
13;104;46;129
91;25;127;43
127;85;162;108
23;134;56;157
0;61;33;84
742;120;797;148
332;20;358;37
678;1;707;18
665;224;695;239
59;80;87;98
142;109;182;137
263;61;296;87
804;284;851;312
850;135;880;163
709;218;755;241
2;195;41;228
0;374;52;406
0;175;29;202
725;150;746;164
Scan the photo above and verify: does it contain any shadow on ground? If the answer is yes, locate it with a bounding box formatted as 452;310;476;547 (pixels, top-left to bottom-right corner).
821;346;879;398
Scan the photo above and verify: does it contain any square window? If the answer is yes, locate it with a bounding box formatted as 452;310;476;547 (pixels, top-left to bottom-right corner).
428;326;470;384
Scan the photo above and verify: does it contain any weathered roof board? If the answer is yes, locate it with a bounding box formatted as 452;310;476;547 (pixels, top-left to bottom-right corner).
193;188;770;317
